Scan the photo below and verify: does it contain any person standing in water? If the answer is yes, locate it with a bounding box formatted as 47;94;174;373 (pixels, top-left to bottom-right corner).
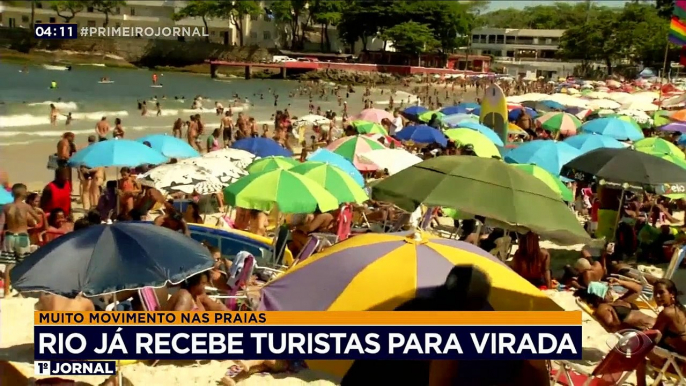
156;102;162;117
113;118;124;139
152;73;158;85
219;111;233;146
172;118;183;139
49;104;59;125
0;183;41;298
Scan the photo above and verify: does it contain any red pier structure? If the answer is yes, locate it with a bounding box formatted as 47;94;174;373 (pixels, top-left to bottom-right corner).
207;60;490;80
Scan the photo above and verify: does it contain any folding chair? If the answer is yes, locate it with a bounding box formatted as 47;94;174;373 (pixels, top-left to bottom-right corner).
292;236;320;266
648;346;686;386
210;254;255;311
551;329;659;386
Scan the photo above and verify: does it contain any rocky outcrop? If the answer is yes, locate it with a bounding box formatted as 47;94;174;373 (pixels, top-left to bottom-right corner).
294;68;403;85
0;27;270;67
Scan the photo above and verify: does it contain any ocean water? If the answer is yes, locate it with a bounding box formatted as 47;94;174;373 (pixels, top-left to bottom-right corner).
0;62;400;146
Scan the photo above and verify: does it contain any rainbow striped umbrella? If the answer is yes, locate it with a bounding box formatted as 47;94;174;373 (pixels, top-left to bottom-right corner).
326;135;385;171
535;112;582;135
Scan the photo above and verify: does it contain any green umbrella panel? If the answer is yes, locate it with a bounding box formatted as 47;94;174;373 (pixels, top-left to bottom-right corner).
289;161;369;204
246;156;299;174
511;164;574;202
418;110;445;123
352;120;388;135
634;137;685;160
224;169;339;213
371;156;590;245
443;129;500;158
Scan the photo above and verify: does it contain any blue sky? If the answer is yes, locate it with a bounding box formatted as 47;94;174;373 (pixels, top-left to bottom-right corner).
487;1;629;11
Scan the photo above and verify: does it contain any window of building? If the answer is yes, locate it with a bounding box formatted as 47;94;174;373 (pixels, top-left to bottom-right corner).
87;20;96;27
251;14;259;21
495;35;504;44
505;35;515;44
250;31;257;39
471;35;480;43
21;15;29;23
49;17;56;23
9;18;15;28
545;38;552;44
36;3;43;9
480;34;487;42
114;7;120;15
130;7;135;16
87;6;94;12
506;51;515;58
263;31;271;40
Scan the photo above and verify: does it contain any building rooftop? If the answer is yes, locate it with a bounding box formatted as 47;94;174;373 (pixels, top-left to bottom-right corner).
472;28;565;37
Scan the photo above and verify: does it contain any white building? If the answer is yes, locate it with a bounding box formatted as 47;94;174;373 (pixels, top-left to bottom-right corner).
470;28;564;60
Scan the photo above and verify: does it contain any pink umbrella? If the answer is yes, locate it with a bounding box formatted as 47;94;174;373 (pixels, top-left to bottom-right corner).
326;135;386;171
352;108;394;123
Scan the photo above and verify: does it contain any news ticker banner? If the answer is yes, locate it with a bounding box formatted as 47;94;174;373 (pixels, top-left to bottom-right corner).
35;311;582;361
33;23;209;40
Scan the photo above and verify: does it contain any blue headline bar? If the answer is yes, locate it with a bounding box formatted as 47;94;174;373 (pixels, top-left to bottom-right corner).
35;325;582;360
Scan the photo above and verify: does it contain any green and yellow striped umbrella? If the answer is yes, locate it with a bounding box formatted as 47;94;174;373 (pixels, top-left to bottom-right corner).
654;110;672;127
246;156;299;174
444;128;500;158
223;169;339;213
511;164;573;202
635;138;685;160
418;110;445;123
290;162;369;204
352;120;388;135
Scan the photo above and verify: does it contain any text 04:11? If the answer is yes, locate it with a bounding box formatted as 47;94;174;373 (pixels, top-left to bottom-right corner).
34;24;78;40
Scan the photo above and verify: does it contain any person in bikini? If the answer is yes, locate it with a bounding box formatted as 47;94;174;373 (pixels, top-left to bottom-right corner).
0;184;41;297
154;202;190;235
247;209;269;237
166;271;227;311
117;167;141;219
187;115;200;151
289;209;335;255
49;104;59;125
172;118;183;139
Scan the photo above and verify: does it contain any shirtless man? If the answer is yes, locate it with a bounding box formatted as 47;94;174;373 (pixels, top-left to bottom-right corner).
187;115;200;151
219;111;233;146
49;104;59;125
0;183;41;297
172;118;183;139
95;116;110;141
195;114;205;152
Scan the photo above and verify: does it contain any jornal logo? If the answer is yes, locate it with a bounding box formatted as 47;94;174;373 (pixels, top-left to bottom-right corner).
662;184;686;194
34;361;51;375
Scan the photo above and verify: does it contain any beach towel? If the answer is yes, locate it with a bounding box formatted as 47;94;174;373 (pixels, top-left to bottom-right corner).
0;232;31;264
587;281;609;299
228;251;250;288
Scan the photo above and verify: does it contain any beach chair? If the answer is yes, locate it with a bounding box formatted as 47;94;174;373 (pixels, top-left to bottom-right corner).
551;329;659;386
385;212;412;233
210;254;255;311
489;236;512;262
419;207;435;230
292;236;320;266
647;346;686;386
138;287;161;311
311;204;354;245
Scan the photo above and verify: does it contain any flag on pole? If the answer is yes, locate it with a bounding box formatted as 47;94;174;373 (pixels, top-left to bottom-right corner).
676;0;686;20
670;17;686;46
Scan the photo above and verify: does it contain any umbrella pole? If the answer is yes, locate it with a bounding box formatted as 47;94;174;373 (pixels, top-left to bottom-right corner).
610;188;626;243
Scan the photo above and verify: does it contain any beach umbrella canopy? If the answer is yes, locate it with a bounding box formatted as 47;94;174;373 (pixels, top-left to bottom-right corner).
401;105;428;120
418;110;445;123
671;109;686;122
440;113;480;127
194;181;224;195
326;135;386;171
508;107;538;122
658;122;686;133
351;120;388;135
223;169;339;213
453;121;504;146
504;140;582;176
563;133;625;154
443;129;501;158
439;105;472;116
10;222;213;297
561;148;686;191
588;99;621;110
232;137;293;158
136;134;200;159
535;112;582;136
68;139;167;168
395;124;448;146
372;156;589;245
178;157;247;185
352;108;394;123
289;162;368;204
307;148;364;187
258;232;562;312
363;133;403;148
0;189;11;205
654;110;673;127
508;123;529;137
359;149;422;175
581;118;644;141
634;137;685;160
293;114;329;126
137;164;223;195
511;164;573;202
246;156;299;174
539;100;566;111
202;148;257;169
650;152;686;170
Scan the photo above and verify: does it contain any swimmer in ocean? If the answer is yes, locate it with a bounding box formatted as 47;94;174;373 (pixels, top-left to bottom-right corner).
65;113;73;126
49;104;59;125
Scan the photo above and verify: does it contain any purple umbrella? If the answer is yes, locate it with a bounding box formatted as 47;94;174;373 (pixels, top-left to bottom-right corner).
658;122;686;133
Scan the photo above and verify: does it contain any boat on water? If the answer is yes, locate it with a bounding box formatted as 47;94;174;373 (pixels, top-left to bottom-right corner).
42;64;71;71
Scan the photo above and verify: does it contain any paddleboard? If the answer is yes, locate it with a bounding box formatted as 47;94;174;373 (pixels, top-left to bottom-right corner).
150;85;163;88
98;81;114;84
480;84;508;146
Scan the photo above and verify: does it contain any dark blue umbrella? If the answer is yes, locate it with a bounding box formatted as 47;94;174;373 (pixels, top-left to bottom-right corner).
400;105;428;121
10;222;214;297
440;105;471;115
508;107;538;122
395;124;448;146
539;100;566;111
233;137;293;158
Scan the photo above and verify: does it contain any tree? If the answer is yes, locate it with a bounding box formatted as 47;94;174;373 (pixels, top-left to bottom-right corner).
51;0;85;23
477;2;613;29
270;0;310;50
336;0;397;52
403;1;474;54
656;0;674;19
90;0;126;28
172;0;215;42
214;0;261;47
309;0;342;52
382;21;439;57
